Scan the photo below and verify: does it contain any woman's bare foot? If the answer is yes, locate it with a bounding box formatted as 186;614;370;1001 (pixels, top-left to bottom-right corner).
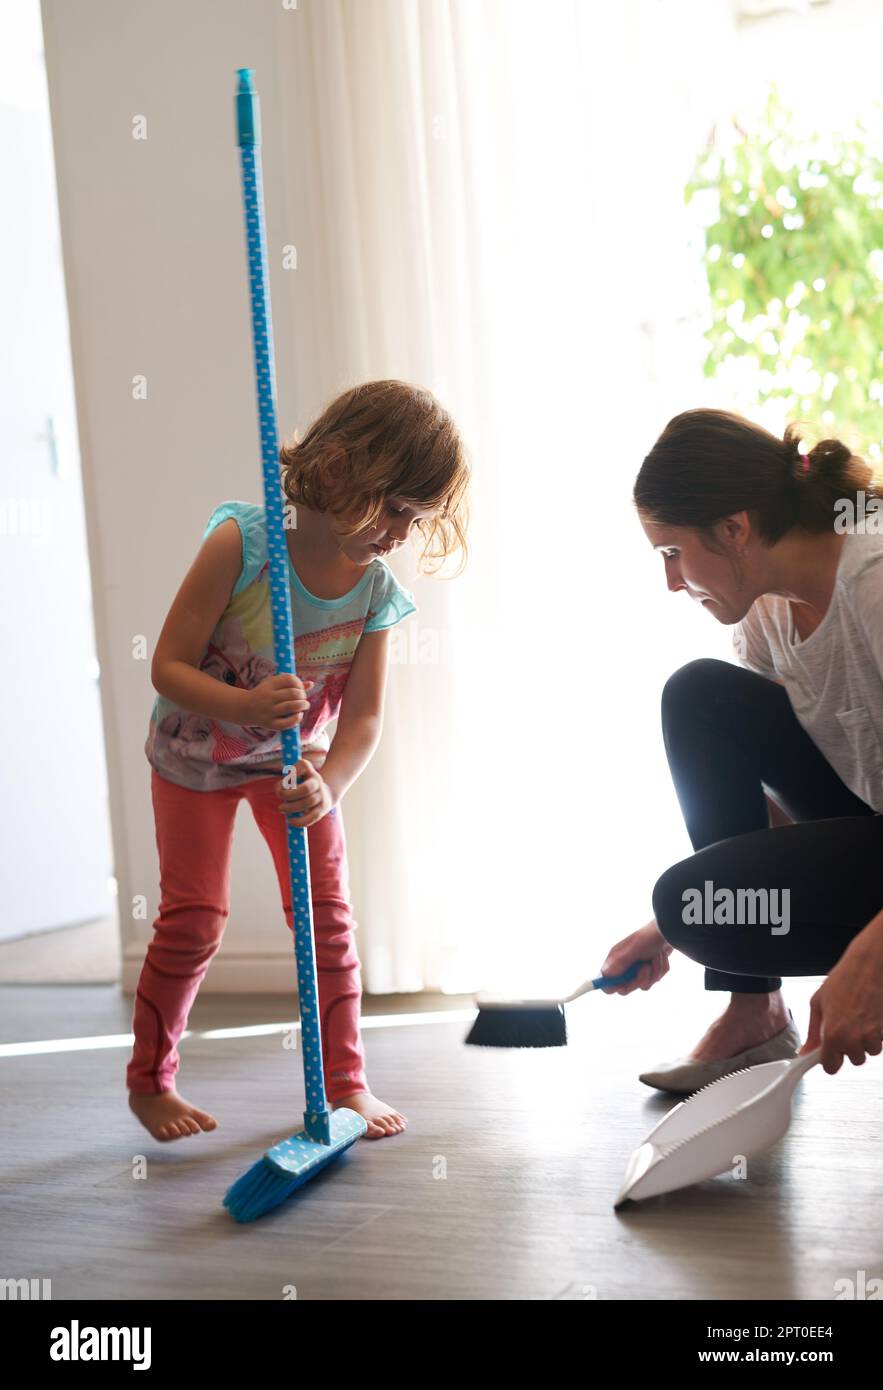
129;1090;218;1142
688;991;792;1062
334;1091;407;1140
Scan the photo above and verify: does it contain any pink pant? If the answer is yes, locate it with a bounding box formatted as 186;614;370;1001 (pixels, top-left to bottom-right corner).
127;768;368;1103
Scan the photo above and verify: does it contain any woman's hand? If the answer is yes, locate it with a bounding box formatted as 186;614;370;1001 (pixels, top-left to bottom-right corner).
242;674;314;730
276;758;335;829
598;919;674;996
800;914;883;1074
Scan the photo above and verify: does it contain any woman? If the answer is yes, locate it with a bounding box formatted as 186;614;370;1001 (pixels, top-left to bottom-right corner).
601;408;883;1090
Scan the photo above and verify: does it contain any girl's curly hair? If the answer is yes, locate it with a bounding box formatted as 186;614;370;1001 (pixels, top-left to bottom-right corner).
279;380;471;577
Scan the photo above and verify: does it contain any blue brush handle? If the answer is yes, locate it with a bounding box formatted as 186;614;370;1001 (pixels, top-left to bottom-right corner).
235;68;331;1145
592;960;646;989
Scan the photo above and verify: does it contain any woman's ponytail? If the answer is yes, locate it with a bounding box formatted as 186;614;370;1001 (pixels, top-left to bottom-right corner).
781;423;871;533
634;407;880;544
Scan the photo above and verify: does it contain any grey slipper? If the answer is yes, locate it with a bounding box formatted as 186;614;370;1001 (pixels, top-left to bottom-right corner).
638;1009;802;1094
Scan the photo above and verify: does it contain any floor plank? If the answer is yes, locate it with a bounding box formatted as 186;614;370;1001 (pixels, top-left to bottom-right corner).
0;975;880;1300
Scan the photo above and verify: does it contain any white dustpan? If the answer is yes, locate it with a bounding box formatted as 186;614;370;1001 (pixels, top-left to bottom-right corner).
615;1046;823;1208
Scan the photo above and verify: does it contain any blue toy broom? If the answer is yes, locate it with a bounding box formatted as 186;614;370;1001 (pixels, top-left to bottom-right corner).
223;68;367;1223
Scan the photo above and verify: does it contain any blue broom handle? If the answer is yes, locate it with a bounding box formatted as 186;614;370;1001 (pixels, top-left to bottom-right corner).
235;68;332;1145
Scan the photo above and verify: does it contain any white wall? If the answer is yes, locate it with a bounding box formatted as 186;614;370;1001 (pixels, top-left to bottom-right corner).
0;0;113;942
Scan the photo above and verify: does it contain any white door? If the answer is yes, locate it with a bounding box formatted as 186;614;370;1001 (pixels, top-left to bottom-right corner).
0;0;113;940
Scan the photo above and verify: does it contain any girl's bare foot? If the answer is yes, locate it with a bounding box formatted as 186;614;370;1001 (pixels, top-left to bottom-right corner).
129;1090;218;1142
688;990;792;1062
334;1091;407;1139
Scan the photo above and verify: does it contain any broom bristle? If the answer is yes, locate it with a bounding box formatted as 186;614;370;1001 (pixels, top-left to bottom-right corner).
464;1003;567;1049
223;1109;366;1221
223;1157;301;1223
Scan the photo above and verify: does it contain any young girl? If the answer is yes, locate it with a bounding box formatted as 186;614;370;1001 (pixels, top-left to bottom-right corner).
128;379;470;1141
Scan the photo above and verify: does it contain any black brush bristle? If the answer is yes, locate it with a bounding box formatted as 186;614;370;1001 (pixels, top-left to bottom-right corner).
464;1004;567;1049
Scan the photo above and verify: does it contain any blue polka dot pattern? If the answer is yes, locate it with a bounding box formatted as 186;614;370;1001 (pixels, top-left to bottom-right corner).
237;71;335;1148
265;1110;365;1179
222;73;369;1220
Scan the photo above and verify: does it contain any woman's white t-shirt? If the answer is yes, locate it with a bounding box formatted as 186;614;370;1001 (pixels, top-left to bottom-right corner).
733;528;883;813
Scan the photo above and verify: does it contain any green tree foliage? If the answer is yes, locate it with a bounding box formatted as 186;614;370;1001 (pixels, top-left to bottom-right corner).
685;84;883;458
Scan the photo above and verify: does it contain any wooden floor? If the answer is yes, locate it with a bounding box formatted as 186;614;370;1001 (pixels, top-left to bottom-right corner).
1;973;880;1300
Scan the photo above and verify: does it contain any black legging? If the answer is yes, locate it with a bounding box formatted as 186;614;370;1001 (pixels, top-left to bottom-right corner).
652;658;883;993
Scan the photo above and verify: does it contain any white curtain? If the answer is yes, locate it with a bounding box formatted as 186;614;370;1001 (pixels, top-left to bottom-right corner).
276;0;739;995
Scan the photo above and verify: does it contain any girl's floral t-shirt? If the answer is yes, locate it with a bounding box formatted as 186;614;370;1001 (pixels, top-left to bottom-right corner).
145;500;417;791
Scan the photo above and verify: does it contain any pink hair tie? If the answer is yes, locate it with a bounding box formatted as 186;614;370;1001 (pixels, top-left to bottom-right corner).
801;450;812;472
